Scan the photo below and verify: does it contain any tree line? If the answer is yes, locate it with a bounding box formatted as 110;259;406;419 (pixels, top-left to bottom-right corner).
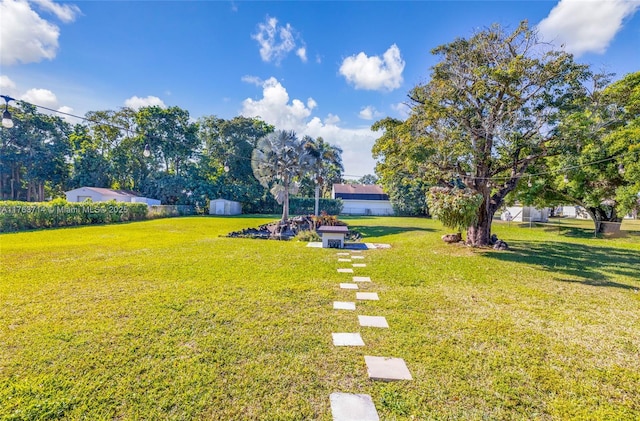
0;106;344;214
372;21;639;243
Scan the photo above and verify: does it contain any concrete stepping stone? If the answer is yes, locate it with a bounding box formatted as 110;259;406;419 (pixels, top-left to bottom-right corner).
333;301;356;310
332;332;365;346
338;268;354;273
338;258;352;262
356;292;379;301
358;315;389;328
353;276;371;283
351;255;365;260
336;252;350;256
352;263;366;267
330;392;380;421
364;356;412;381
351;250;363;253
340;283;359;290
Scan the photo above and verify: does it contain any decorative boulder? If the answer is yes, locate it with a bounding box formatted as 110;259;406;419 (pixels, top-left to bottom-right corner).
441;233;462;243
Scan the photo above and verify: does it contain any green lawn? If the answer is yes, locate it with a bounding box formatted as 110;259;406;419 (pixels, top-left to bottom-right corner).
1;216;639;420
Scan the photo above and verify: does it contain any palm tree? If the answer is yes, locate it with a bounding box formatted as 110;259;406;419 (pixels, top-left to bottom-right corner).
304;136;344;216
251;130;315;221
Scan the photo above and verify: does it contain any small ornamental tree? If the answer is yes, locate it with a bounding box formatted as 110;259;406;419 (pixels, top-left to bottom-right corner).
251;130;315;221
427;186;484;237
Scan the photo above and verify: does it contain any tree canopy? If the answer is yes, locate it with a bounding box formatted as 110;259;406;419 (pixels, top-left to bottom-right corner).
251;130;316;220
0;103;343;213
374;21;592;245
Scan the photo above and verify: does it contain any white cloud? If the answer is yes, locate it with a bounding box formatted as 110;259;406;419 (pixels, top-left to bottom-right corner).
0;75;18;97
241;77;378;177
296;47;307;62
0;0;60;65
241;75;263;86
56;105;77;123
124;95;166;110
32;0;80;23
391;102;411;119
241;77;315;129
339;44;405;91
252;16;306;64
21;88;58;108
358;105;382;120
537;0;640;56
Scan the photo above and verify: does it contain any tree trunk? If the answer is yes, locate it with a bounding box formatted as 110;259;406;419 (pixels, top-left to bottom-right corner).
466;189;500;247
586;206;622;235
314;184;320;216
282;189;289;221
466;207;493;246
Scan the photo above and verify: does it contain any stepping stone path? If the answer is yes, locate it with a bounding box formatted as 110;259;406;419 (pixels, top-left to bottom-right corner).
333;301;356;310
330;248;411;420
364;356;413;381
356;292;379;301
330;393;380;421
332;332;365;346
358;315;389;328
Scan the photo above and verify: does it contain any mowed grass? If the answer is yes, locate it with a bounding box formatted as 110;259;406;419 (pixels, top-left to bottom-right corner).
1;216;639;420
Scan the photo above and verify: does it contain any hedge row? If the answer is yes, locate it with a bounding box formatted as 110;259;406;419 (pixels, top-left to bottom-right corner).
0;199;149;232
288;197;343;216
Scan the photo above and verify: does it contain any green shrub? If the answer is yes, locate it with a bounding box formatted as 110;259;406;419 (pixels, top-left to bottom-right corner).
294;229;321;242
0;200;149;232
288;197;343;215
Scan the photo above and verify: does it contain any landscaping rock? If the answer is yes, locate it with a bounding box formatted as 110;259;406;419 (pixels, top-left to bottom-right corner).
442;233;462;243
493;239;509;250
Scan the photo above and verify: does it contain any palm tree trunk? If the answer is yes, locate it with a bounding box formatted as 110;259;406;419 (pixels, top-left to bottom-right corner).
314;184;320;216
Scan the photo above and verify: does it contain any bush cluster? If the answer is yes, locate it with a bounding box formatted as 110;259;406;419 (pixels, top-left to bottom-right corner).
0;199;148;232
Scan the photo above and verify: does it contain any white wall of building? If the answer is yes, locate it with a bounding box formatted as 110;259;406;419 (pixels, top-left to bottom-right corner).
340;199;394;216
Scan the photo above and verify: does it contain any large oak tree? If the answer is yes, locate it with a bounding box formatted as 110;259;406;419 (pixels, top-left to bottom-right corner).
390;21;589;246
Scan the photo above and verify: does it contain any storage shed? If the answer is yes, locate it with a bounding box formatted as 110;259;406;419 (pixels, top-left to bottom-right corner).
502;206;549;223
209;198;242;215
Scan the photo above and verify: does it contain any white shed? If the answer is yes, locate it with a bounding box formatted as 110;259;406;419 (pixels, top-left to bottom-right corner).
209;198;242;215
502;206;549;222
65;187;160;205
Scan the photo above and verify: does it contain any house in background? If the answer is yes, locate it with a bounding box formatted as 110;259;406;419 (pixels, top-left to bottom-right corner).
209;198;242;215
65;187;161;205
332;184;394;216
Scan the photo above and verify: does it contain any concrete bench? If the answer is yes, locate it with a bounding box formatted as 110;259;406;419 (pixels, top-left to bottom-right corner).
317;225;348;248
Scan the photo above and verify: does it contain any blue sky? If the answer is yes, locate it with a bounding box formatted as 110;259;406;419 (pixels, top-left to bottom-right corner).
1;0;639;177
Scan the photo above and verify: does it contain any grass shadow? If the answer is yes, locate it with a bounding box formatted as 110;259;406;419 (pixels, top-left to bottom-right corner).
482;240;640;288
352;225;434;238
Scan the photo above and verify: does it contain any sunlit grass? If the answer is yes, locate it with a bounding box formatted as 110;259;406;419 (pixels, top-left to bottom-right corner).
1;216;639;420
